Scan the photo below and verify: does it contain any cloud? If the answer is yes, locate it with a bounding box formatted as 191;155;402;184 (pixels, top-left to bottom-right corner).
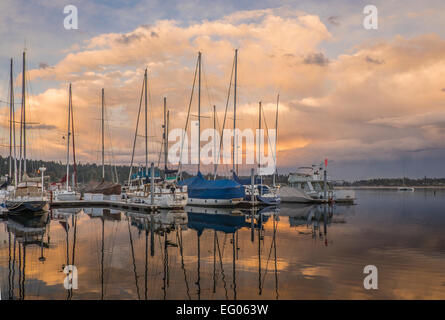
303;52;329;66
38;62;50;69
4;7;445;177
368;111;445;128
26;124;57;130
327;16;340;26
365;55;384;64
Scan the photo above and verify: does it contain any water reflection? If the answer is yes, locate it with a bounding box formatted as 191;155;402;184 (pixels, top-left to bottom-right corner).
5;211;50;300
1;191;444;299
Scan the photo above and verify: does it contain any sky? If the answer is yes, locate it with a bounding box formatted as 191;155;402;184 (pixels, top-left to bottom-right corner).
1;0;445;180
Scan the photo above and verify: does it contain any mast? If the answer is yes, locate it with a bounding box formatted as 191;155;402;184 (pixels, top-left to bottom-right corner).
66;84;71;191
167;110;169;169
213;105;217;176
233;49;238;175
22;51;26;176
9;59;13;180
101;88;105;181
144;69;148;177
11;59;18;186
163;97;168;172
197;52;201;173
273;94;279;186
258;101;262;194
71;87;77;187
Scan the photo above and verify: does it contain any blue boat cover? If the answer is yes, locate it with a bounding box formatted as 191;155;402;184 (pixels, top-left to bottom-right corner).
178;172;245;200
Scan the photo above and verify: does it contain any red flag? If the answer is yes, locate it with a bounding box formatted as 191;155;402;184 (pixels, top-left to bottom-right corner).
325;158;328;167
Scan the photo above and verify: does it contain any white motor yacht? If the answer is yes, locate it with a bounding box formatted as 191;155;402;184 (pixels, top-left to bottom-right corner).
279;166;355;204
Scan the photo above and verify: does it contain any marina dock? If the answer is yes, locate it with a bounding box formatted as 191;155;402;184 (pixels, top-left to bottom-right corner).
50;200;159;213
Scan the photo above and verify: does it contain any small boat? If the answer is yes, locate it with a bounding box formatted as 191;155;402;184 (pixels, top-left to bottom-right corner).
6;180;48;213
124;169;188;209
179;172;245;206
233;173;280;205
397;186;415;192
54;189;81;201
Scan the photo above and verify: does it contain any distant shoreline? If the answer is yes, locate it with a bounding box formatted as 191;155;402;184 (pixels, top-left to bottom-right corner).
335;186;445;190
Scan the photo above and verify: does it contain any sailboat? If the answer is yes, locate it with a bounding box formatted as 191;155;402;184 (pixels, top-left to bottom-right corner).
398;176;415;191
234;99;280;206
178;52;245;206
215;50;279;206
123;69;188;209
54;84;81;201
83;88;122;199
6;51;48;213
0;58;16;208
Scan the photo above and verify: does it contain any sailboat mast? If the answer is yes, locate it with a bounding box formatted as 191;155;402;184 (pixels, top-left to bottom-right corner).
66;84;71;191
71;87;77;187
213;105;217;176
233;49;237;175
101;88;105;180
273;94;279;186
167;110;169;170
198;52;201;173
9;59;13;180
22;51;26;176
144;68;148;177
258;101;262;190
11;59;18;186
163;97;168;172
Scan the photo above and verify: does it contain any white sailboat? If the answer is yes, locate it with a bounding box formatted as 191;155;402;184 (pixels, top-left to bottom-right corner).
54;84;81;201
0;58;16;209
6;51;48;213
123;69;188;209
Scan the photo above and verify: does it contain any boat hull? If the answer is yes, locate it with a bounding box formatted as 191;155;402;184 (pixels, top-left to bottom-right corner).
127;193;188;209
333;189;356;203
245;194;281;206
5;200;48;213
186;197;244;207
279;186;321;203
54;192;81;201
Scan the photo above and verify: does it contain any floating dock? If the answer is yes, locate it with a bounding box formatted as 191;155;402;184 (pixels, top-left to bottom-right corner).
50;200;159;213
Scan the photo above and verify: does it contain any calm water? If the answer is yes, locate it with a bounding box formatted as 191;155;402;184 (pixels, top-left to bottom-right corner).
1;189;444;300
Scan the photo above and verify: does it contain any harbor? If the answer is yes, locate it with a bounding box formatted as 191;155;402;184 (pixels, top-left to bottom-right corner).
1;0;445;303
